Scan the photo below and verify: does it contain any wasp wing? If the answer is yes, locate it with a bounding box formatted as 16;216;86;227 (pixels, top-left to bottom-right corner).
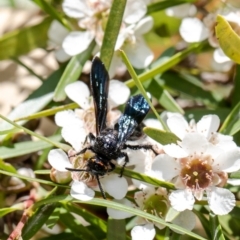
90;57;109;134
116;94;150;146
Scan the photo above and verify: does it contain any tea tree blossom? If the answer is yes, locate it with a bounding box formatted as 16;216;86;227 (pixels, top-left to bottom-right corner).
151;114;240;215
48;0;154;73
107;187;196;240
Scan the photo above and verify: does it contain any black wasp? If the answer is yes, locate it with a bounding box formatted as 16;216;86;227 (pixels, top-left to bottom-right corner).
66;57;157;199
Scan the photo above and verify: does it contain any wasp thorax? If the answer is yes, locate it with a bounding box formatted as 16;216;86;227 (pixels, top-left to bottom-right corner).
180;157;213;190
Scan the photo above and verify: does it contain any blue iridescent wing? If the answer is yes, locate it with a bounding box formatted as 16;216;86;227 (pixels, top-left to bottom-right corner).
116;94;150;146
90;57;109;134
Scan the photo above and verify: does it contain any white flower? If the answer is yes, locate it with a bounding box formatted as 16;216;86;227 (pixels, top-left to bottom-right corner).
107;187;196;239
48;148;128;200
165;3;197;19
179;17;209;43
151;132;240;215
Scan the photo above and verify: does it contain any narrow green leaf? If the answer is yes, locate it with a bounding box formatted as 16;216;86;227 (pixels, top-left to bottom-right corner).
32;0;71;30
0;18;51;60
147;0;196;14
125;42;206;88
54;41;95;101
46;208;61;229
0;159;17;173
0;114;70;151
64;202;107;237
159;71;218;107
120;50;168;130
0;169;69;188
14;103;78;122
0;134;61;159
146;79;184;113
143;127;179;145
0;64;66;140
219;101;240;135
60;211;98;240
34;196;207;240
209;213;225;240
107;218;126;240
100;0;127;69
232;65;240;106
215;15;240;64
114;167;175;190
0;203;24;217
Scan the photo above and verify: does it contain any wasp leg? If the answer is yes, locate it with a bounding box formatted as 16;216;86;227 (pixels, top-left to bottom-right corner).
123;144;158;155
118;152;129;177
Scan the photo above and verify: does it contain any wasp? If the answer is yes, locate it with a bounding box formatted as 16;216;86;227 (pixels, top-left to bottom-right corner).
66;57;156;198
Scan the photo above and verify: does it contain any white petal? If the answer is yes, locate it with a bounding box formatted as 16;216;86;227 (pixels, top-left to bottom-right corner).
165;4;197;18
101;174;128;199
107;198;134;219
55;110;83;127
211;57;234;72
124;37;153;69
181;133;209;155
65;81;91;109
213;48;231;64
124;0;146;24
167;115;188;139
179;17;209;43
131;223;156;240
108;80;130;108
163;144;188;158
62;124;87;151
207;187;235;215
151;155;179;181
214;149;240;172
48;149;72;171
48;20;69;46
70;181;95;201
135;16;154;35
169;190;195;211
54;48;71;62
227;179;240;186
62;31;94;56
171;210;196;232
62;0;89;18
197;115;220;139
144;118;163;130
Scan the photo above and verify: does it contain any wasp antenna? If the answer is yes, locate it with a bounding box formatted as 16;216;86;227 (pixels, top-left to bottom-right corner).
65;167;89;173
96;174;106;199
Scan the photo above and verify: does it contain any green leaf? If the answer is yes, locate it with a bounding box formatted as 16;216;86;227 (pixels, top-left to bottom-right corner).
54;41;95;101
147;0;196;14
63;202;107;237
215;15;240;64
0;169;69;188
0;17;51;60
120;50;168;130
159;71;218;107
60;211;98;240
146;79;184;113
209;213;225;240
219;101;240;135
114;167;175;190
232;65;240;107
0;203;24;217
107;218;126;240
125;42;206;88
100;0;127;69
34;196;207;240
32;0;71;30
0;134;62;159
46;207;61;229
0;159;17;173
144;127;179;145
0;64;66;140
